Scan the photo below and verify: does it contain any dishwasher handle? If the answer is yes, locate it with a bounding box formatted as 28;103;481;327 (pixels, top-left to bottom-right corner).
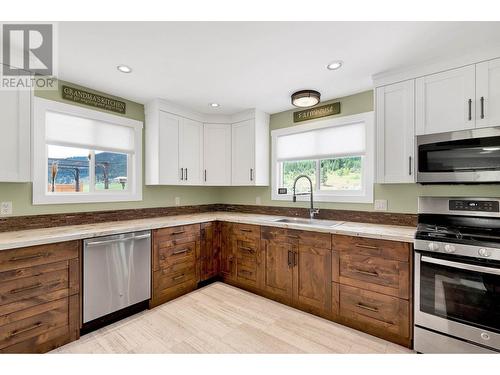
85;232;151;247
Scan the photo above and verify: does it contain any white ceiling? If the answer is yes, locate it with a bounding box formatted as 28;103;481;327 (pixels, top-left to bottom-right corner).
57;22;500;115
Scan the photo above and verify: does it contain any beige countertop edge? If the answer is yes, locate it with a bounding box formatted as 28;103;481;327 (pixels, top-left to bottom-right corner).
0;212;416;251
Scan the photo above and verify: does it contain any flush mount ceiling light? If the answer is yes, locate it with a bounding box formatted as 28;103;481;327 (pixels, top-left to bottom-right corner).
327;60;343;70
209;103;220;108
117;65;132;73
291;90;321;108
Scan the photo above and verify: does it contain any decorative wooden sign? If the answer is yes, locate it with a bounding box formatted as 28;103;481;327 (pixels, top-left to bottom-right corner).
62;85;126;114
293;102;340;122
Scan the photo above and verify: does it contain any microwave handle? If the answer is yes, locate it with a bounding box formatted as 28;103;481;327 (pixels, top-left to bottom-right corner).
421;255;500;276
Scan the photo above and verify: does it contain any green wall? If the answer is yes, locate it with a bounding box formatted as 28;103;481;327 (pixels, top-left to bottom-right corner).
2;84;499;217
218;90;500;214
0;80;220;216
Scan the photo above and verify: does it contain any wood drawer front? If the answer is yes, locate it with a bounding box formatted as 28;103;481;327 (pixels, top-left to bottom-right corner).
261;226;331;249
0;265;69;308
155;224;201;240
338;284;409;340
333;235;410;262
235;239;258;258
236;261;257;283
154;265;196;291
340;254;409;299
232;223;260;240
158;241;196;269
0;298;69;350
0;241;79;273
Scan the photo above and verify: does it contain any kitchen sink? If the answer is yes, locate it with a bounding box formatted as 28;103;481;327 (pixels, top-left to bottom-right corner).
273;217;342;228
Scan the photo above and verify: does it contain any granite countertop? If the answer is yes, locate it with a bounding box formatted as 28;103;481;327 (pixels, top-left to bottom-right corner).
0;212;416;251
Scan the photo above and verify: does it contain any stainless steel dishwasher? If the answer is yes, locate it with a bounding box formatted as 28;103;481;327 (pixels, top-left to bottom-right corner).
83;230;151;333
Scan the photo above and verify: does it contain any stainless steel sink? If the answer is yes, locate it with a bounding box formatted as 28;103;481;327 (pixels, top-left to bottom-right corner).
273;217;342;228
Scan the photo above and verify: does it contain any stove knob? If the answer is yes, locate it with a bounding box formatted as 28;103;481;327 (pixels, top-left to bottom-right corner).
478;248;491;258
481;332;490;341
444;244;456;254
428;242;440;251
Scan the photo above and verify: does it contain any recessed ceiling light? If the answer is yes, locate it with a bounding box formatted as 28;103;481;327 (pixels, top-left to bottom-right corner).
117;65;132;73
291;90;321;108
209;103;220;108
327;60;343;70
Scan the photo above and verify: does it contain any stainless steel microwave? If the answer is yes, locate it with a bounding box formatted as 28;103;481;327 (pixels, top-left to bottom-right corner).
416;127;500;183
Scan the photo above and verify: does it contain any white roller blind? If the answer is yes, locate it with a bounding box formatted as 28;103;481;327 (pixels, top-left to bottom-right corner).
276;121;366;161
45;111;136;153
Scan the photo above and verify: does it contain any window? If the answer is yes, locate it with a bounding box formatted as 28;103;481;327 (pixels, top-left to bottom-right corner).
33;97;143;204
272;112;374;203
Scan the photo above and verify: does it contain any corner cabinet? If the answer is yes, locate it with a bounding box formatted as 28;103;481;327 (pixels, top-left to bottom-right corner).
0;88;31;182
145;99;269;186
376;80;415;183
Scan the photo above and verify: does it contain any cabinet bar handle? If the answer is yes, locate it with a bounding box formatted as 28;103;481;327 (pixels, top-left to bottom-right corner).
172;274;185;281
356;303;379;313
468;99;472;121
204;169;207;182
481;96;485;119
250;168;253;181
287;250;293;268
185;168;188;181
240;228;252;233
239;246;255;253
355;244;379;250
9;322;43;337
10;282;43;294
408;156;412;176
353;269;379;277
293;251;298;267
171;230;185;235
180;168;184;181
173;248;189;255
9;253;45;262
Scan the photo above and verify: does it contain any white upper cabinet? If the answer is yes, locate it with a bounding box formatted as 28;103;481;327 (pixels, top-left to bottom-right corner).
0;88;31;182
203;123;231;185
376;80;415;183
416;65;476;135
476;58;500;128
231;111;269;186
179;118;203;185
145;99;269;186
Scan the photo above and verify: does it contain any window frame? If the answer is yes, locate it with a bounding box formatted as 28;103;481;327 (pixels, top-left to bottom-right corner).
33;97;143;205
271;111;374;203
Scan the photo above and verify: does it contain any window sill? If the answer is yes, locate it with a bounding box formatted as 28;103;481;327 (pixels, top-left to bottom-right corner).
271;193;374;204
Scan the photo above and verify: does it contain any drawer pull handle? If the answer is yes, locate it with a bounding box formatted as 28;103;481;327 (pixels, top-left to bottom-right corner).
172;274;185;281
10;322;43;337
287;235;299;239
9;253;46;262
173;248;189;255
172;230;186;235
10;282;43;294
355;244;379;250
356;303;379;313
239;246;255;253
239;269;252;275
353;269;379;277
239;228;253;233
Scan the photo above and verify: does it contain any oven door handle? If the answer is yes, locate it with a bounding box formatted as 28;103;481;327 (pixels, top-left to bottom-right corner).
421;255;500;276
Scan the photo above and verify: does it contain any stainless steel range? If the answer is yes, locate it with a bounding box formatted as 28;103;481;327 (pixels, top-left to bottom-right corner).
414;197;500;353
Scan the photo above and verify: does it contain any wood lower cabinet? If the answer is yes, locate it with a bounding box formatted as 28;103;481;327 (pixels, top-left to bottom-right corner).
261;227;331;317
150;224;200;308
0;241;80;353
220;222;235;281
332;234;412;347
200;222;220;281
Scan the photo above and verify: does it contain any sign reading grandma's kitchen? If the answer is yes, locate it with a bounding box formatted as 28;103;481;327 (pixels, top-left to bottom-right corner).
62;85;126;114
293;102;340;123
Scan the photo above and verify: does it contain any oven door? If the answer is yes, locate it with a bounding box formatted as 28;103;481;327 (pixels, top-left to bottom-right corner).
415;251;500;351
416;127;500;183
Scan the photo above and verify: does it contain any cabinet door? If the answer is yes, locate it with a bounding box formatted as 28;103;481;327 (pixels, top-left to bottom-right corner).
416;65;476;135
293;245;332;316
0;89;30;182
376;81;415;183
220;223;235;280
179;118;203;185
232;119;255;185
200;222;220;281
262;239;294;303
476;58;500;128
158;112;180;184
203;123;231;185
